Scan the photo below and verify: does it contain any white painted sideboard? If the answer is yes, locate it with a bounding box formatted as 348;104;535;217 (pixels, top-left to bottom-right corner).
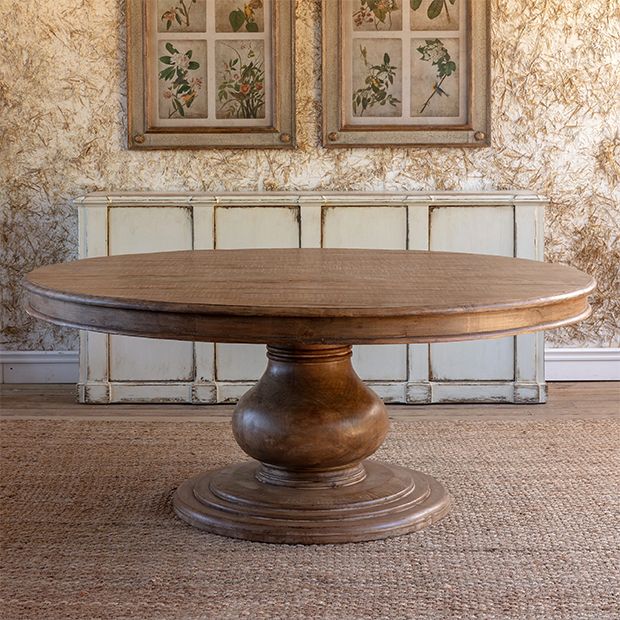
77;192;547;404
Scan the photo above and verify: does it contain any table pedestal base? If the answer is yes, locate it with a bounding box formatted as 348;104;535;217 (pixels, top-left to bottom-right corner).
174;460;450;544
173;344;451;544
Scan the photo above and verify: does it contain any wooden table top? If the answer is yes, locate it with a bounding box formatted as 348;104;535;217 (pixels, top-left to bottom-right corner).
24;249;595;344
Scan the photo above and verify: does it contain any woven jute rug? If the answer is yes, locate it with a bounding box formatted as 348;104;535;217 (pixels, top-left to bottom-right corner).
0;418;618;620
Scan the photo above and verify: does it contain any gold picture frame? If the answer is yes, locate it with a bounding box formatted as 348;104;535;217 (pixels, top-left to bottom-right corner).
128;0;295;149
322;0;490;147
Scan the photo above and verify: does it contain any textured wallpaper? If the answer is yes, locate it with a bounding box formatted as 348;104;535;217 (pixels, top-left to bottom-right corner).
1;0;618;351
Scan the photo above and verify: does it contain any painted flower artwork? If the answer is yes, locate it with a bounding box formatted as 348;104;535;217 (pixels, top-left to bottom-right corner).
352;46;400;116
161;0;197;30
353;0;401;31
159;42;204;118
411;0;456;21
146;0;281;140
217;42;265;118
157;0;206;33
416;39;457;114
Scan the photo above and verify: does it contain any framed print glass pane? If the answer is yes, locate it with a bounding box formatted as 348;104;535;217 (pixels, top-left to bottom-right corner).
351;39;402;119
352;0;402;31
410;37;466;123
128;0;294;148
157;0;207;33
215;40;268;121
410;0;460;31
215;0;265;33
147;2;272;129
324;1;489;146
157;40;208;120
343;0;467;127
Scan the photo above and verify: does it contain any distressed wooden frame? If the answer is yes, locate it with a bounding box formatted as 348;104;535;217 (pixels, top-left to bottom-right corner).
127;0;295;149
322;0;490;147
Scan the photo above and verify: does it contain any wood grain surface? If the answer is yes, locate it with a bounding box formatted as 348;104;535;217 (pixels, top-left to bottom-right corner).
173;343;451;543
24;249;595;344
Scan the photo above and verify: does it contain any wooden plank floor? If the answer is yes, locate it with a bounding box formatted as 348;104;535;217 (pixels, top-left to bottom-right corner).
1;383;618;421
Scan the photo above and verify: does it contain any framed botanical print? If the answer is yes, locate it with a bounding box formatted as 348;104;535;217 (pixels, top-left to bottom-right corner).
322;0;490;147
128;0;295;149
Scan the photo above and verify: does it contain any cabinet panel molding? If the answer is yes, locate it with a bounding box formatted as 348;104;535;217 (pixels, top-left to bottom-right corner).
76;191;547;404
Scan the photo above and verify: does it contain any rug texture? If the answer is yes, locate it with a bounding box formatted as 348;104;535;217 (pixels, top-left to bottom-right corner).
0;418;618;620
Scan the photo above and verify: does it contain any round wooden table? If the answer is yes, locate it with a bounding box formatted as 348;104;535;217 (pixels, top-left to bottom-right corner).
24;249;594;544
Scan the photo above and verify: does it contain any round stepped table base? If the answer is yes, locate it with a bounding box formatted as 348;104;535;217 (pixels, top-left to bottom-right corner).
172;343;452;544
173;460;451;544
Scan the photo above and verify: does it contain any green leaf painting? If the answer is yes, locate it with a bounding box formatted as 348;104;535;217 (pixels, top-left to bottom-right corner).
416;39;457;114
159;43;203;118
229;1;263;32
352;46;400;116
411;0;456;22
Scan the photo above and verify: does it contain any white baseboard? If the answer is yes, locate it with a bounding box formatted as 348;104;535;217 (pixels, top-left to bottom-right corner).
544;348;620;381
0;351;79;384
1;348;619;384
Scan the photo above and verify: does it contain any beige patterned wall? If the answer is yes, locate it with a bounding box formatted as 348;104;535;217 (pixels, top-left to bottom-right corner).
1;0;618;351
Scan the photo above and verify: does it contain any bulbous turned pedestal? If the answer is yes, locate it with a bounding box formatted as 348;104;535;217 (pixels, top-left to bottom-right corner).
233;345;389;488
173;345;451;544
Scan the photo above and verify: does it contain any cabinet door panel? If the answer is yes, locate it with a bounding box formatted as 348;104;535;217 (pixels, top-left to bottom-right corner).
323;206;408;380
322;206;407;249
429;206;514;381
108;207;194;382
429;206;514;256
215;344;267;381
108;207;193;254
110;337;194;381
215;206;300;381
215;206;300;249
429;338;515;381
353;345;408;381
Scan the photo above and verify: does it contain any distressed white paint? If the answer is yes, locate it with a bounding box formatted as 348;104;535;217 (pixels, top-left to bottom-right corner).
107;205;195;386
322;204;409;382
214;206;300;250
407;205;429;251
5;348;616;385
216;344;267;382
78;202;108;259
429;338;515;381
514;201;546;391
108;207;193;254
299;202;322;248
78;198;108;390
195;343;215;382
109;337;194;382
431;382;518;403
214;205;300;382
192;202;216;384
322;206;407;250
76;191;547;403
352;345;408;381
429;206;515;255
109;383;193;403
192;204;215;250
428;206;515;382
